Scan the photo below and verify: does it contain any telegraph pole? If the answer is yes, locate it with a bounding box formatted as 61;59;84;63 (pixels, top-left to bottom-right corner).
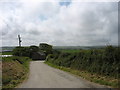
18;35;22;47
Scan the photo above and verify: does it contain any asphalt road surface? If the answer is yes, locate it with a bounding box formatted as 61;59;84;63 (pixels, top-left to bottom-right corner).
19;61;108;88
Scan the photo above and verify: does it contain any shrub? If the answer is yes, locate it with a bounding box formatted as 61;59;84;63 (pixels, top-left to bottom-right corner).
12;46;40;58
13;47;30;57
46;46;119;78
39;43;53;55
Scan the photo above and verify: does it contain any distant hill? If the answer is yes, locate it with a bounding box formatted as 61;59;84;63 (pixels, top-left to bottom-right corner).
1;45;117;52
53;46;106;50
1;46;29;52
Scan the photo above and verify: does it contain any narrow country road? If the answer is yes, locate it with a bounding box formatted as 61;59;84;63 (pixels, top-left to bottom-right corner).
18;61;107;88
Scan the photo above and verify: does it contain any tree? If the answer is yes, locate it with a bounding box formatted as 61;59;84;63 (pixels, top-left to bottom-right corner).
13;46;39;57
39;43;52;55
29;45;39;58
13;46;30;57
29;45;39;52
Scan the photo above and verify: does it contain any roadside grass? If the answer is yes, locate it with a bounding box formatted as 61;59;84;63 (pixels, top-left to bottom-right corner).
45;61;118;88
2;56;32;88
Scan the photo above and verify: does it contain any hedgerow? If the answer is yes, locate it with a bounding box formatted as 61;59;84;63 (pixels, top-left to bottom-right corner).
46;46;119;78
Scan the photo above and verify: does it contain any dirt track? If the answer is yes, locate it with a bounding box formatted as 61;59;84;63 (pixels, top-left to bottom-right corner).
19;61;108;88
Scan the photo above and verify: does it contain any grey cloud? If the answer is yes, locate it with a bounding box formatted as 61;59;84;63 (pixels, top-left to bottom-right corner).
0;1;118;46
28;30;41;35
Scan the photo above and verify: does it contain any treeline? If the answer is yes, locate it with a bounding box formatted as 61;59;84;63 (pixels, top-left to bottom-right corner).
12;43;52;59
12;46;39;57
46;46;119;78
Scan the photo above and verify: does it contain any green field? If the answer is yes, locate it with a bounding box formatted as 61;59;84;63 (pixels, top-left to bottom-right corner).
58;49;81;53
1;52;13;55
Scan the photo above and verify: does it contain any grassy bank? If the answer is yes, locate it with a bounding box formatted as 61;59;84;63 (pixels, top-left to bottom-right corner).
46;46;119;88
45;61;118;88
2;56;32;88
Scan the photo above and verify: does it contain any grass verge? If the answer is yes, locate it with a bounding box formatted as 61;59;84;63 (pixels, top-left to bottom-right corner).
45;61;118;88
2;56;32;88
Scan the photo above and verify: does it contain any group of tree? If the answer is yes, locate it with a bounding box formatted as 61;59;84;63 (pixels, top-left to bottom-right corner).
12;43;53;59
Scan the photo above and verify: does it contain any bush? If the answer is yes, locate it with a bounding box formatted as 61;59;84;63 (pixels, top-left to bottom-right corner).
12;46;39;58
39;43;53;55
46;46;119;78
13;47;30;57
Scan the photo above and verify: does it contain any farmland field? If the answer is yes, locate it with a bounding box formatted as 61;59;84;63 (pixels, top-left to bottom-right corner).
0;52;13;55
58;49;81;53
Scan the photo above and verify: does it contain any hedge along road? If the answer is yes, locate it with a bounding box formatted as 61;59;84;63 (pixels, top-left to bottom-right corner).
18;61;108;88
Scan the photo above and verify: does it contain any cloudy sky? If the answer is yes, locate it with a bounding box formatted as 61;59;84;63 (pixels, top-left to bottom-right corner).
0;0;118;46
